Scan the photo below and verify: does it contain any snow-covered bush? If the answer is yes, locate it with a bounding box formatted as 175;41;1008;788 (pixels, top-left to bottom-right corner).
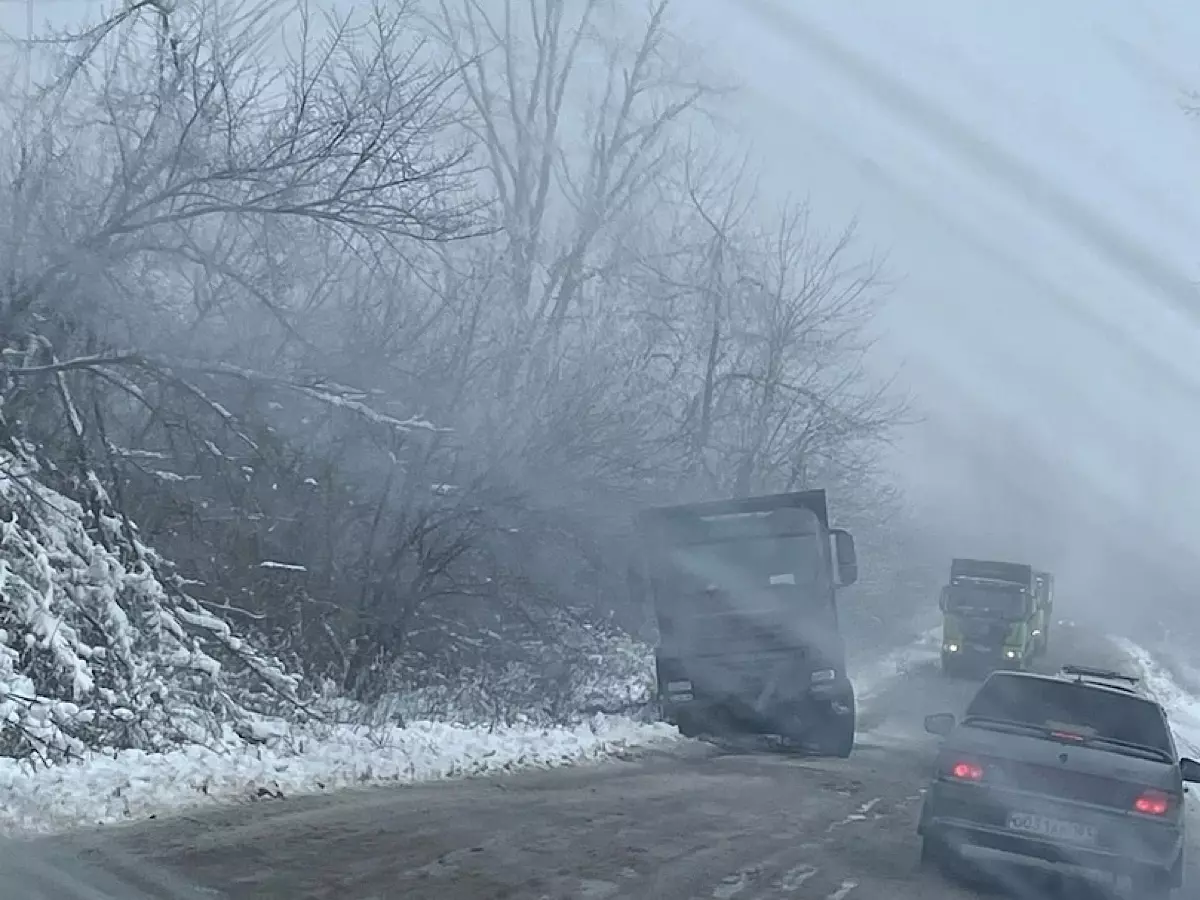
0;442;303;764
327;624;657;729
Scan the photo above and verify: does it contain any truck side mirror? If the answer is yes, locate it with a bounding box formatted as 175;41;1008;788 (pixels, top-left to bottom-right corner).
939;587;949;612
831;528;857;586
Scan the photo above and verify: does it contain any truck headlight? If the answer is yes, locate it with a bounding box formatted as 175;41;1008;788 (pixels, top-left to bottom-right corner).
945;643;960;653
811;668;836;684
1004;650;1018;659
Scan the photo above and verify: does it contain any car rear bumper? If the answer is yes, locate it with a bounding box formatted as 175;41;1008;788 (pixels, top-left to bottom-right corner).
919;781;1183;879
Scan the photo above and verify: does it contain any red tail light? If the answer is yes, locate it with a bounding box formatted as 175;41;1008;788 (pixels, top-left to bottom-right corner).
1049;730;1084;742
949;760;984;782
1133;790;1171;816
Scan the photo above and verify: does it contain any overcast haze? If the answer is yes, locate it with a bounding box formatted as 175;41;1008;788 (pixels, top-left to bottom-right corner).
675;0;1200;636
7;0;1200;637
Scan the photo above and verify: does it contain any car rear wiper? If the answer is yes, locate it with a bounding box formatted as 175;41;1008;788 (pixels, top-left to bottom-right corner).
1078;736;1173;763
966;719;1174;763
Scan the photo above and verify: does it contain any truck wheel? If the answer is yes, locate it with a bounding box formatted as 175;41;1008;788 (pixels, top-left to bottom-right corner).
829;717;855;758
815;701;855;758
673;711;704;738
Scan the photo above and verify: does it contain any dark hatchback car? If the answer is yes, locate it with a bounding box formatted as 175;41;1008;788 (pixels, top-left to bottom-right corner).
918;665;1200;898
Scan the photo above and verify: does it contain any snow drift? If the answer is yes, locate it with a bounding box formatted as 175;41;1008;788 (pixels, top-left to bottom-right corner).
0;715;678;835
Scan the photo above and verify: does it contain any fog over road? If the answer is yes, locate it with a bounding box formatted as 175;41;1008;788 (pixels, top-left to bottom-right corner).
26;625;1196;900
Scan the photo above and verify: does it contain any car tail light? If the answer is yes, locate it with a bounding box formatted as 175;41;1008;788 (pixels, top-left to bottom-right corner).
1133;790;1171;816
949;760;984;782
1049;730;1084;742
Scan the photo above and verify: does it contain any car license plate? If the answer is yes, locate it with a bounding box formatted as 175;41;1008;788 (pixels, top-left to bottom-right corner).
1007;812;1097;845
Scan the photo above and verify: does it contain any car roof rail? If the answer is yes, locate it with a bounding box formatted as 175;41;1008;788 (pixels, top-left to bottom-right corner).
1059;664;1140;689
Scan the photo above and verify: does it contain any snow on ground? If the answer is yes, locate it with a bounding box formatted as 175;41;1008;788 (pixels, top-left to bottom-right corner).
852;624;942;704
1112;637;1200;757
0;716;679;836
0;616;949;838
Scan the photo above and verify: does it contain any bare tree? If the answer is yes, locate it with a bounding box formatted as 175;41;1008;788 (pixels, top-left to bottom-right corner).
0;0;492;722
628;152;909;500
0;0;916;732
1;0;479;354
429;0;708;397
1;0;482;508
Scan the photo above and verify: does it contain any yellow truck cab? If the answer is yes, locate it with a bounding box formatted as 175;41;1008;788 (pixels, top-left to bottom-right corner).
940;559;1052;678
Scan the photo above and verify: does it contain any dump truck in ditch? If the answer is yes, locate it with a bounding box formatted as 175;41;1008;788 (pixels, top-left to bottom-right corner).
636;490;860;757
939;558;1054;677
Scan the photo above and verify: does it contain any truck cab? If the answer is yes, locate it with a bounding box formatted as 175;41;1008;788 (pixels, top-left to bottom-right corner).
939;558;1048;678
637;490;859;757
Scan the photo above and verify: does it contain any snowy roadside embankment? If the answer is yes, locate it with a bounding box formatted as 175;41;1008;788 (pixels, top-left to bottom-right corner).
0;443;682;837
0;715;679;836
1111;637;1200;757
0;620;948;837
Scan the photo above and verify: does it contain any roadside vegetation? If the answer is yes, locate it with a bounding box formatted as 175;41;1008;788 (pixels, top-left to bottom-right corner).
0;0;938;766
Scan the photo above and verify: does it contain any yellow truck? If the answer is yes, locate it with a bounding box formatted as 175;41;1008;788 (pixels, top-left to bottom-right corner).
940;558;1053;678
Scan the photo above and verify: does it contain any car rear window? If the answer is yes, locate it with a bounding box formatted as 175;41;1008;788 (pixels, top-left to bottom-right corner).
965;674;1173;754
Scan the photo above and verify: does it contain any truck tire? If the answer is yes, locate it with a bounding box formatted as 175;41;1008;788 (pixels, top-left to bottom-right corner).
814;699;855;758
669;709;700;738
829;716;855;758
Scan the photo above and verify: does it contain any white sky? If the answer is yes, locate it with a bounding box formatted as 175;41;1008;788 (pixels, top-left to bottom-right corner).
5;0;1200;626
677;0;1200;619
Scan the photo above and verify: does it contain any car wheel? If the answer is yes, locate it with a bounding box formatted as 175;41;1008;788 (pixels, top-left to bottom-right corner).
919;834;950;872
1133;869;1176;900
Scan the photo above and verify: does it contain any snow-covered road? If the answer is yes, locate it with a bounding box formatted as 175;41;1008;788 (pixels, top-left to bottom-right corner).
20;623;1199;900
